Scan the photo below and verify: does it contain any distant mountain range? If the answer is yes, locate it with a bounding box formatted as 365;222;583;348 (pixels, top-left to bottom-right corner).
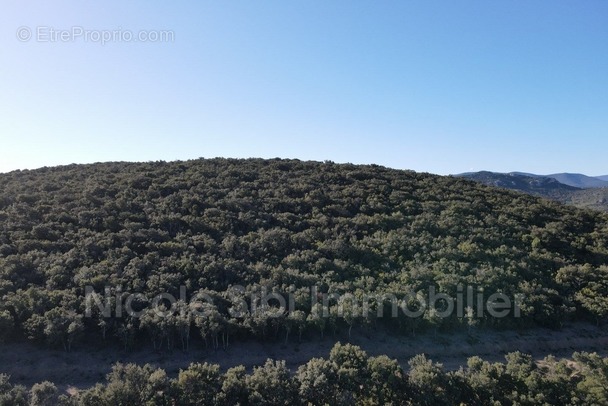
455;171;608;212
459;172;608;189
507;172;608;189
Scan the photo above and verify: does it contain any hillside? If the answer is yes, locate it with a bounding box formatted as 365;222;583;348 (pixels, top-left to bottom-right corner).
546;173;608;189
457;171;608;212
465;171;608;189
560;188;608;212
509;172;608;189
2;158;608;402
1;158;608;351
456;171;580;195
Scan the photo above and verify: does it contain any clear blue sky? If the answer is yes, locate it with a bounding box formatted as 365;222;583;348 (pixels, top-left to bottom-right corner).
2;1;607;175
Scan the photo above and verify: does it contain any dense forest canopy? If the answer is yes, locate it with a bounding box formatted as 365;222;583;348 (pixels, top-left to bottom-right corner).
1;158;608;352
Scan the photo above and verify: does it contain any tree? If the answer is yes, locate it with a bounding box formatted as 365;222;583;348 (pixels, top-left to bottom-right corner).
572;352;608;405
194;303;224;350
329;342;369;401
457;355;512;405
576;286;608;326
74;384;107;406
328;305;340;338
337;294;360;341
366;355;407;405
41;308;84;351
424;307;442;338
29;381;58;406
101;363;169;405
408;354;450;405
285;310;306;343
140;307;170;351
173;300;192;351
399;292;426;336
23;314;47;343
115;319;137;352
244;304;281;341
559;265;608;325
306;303;327;339
174;363;221;405
217;366;249;405
535;355;577;405
246;360;297;405
0;374;28;406
296;357;338;405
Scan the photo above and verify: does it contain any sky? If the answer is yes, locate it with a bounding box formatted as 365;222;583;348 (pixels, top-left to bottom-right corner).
1;1;607;176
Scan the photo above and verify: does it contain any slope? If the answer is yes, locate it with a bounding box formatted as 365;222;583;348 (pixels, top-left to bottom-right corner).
0;158;607;354
457;171;608;212
546;173;608;188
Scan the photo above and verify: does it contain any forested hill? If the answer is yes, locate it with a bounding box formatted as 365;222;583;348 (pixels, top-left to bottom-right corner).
1;158;608;350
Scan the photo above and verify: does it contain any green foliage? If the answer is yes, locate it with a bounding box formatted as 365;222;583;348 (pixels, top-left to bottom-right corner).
296;357;338;405
0;374;28;406
3;343;608;405
572;352;608;405
217;365;249;405
174;362;221;406
0;158;608;351
408;354;451;405
328;342;370;402
246;359;297;405
29;381;59;406
77;363;169;405
366;355;408;405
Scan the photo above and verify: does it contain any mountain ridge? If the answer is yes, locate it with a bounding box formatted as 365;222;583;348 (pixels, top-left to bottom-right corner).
546;173;608;188
456;171;608;189
456;171;608;212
